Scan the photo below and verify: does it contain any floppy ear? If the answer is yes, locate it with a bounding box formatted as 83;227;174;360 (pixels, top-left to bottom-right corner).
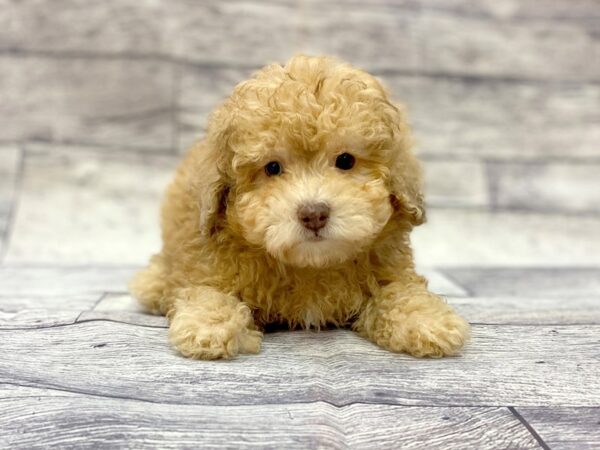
389;150;426;227
387;108;426;227
197;159;230;237
194;106;235;237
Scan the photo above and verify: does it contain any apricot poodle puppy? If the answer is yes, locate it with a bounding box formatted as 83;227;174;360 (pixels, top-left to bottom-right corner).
130;55;470;360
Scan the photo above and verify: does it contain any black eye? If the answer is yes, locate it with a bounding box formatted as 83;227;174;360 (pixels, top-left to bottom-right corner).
335;153;355;170
264;161;282;176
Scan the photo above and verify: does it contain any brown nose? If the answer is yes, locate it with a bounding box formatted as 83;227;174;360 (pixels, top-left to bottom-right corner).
297;202;330;232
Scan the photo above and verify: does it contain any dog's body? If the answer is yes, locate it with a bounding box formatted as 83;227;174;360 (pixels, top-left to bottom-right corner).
130;55;470;359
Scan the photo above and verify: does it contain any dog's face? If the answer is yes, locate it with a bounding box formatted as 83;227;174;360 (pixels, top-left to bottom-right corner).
202;56;424;268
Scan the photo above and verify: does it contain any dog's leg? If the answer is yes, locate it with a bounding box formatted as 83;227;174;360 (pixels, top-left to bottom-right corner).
354;277;470;357
168;286;263;360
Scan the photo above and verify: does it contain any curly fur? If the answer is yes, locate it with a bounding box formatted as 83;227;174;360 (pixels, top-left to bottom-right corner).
130;55;470;360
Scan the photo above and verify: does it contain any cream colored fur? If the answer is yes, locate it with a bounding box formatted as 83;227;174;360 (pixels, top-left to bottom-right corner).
130;55;470;360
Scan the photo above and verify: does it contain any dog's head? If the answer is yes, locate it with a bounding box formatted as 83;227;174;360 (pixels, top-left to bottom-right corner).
198;55;424;268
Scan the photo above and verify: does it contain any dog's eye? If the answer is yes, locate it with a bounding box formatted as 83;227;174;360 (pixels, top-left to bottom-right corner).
264;161;283;176
335;153;355;170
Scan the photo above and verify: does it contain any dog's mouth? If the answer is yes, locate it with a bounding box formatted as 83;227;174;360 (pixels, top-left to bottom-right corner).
307;233;325;242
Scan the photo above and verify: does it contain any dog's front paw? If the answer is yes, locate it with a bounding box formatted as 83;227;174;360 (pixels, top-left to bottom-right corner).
387;311;470;358
169;308;263;360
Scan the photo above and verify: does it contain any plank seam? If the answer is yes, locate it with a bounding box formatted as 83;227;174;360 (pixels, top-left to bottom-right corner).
0;381;544;410
0;317;168;331
2;48;600;86
508;407;552;450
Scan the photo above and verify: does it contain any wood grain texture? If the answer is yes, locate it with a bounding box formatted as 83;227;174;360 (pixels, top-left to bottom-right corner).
444;268;600;298
0;0;299;65
0;266;134;312
0;56;174;149
2;0;598;82
491;162;600;214
0;386;540;450
451;296;600;325
517;407;600;450
412;209;600;266
0;309;80;329
299;0;600;81
421;159;489;208
1;322;599;407
4;145;177;265
382;76;600;160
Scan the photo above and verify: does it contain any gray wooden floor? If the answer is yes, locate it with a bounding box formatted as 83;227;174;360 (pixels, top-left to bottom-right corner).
1;1;600;449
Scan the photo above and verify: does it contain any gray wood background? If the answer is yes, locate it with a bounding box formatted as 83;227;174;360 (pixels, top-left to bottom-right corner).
1;0;599;448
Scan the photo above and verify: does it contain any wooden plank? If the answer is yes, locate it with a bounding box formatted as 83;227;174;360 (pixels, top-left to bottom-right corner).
451;296;600;325
443;268;600;298
2;0;597;82
4;145;176;264
0;266;135;298
491;161;600;214
412;209;600;266
0;310;80;329
1;322;599;407
0;266;134;313
0;56;174;149
421;159;489;208
383;76;600;160
517;407;600;450
0;0;298;65
300;1;599;81
0;387;540;450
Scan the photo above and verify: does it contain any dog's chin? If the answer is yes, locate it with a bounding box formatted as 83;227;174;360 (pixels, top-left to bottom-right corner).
268;236;360;268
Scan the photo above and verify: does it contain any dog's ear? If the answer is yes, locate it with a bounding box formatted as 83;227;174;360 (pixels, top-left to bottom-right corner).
387;106;426;227
195;107;236;237
389;152;426;227
197;161;230;237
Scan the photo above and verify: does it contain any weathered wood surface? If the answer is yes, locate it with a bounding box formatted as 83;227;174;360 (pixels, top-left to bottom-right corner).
4;146;176;264
517;407;600;450
300;1;600;81
491;161;600;214
1;322;599;407
0;56;175;149
0;309;81;329
413;209;600;266
444;268;600;298
0;387;540;450
2;0;598;81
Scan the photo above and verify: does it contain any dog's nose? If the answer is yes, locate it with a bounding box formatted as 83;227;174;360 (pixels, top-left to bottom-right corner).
297;202;330;232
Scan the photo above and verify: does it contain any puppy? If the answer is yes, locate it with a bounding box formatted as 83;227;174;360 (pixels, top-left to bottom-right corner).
130;55;470;360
